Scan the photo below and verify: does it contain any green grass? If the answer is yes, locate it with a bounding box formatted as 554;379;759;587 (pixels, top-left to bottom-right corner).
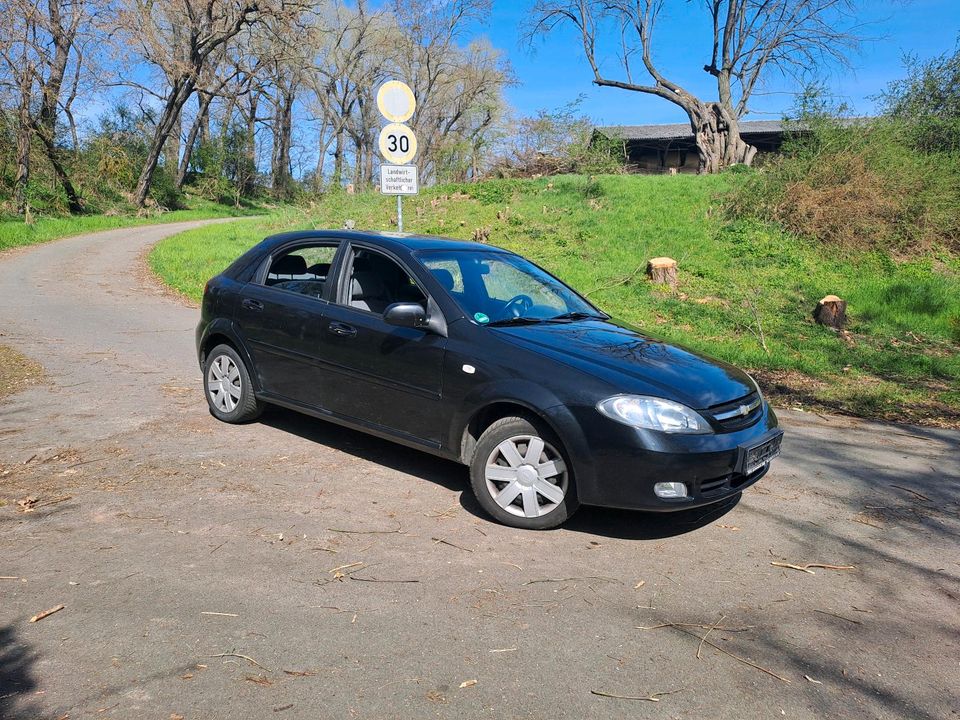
150;175;960;426
0;196;265;253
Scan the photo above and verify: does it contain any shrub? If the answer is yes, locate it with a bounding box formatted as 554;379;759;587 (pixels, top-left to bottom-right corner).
728;52;960;252
727;116;960;252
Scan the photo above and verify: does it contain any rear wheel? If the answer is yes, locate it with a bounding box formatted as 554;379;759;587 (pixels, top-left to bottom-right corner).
203;344;262;423
470;416;579;529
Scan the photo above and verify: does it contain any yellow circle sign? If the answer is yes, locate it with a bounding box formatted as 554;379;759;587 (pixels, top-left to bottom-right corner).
376;81;416;123
378;123;418;165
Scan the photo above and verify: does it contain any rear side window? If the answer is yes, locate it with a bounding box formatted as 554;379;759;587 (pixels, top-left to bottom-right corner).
264;244;338;300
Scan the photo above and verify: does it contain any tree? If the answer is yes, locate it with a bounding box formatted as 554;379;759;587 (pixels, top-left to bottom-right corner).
882;40;960;153
392;0;511;182
115;0;289;207
0;0;92;213
527;0;860;173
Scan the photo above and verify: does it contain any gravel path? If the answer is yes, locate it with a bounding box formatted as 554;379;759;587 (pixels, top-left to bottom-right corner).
1;222;958;720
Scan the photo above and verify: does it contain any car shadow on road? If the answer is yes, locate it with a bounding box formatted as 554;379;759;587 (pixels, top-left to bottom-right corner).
0;624;40;720
258;406;738;540
563;493;741;540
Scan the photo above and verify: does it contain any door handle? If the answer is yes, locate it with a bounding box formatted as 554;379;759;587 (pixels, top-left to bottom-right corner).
328;322;357;337
242;298;264;311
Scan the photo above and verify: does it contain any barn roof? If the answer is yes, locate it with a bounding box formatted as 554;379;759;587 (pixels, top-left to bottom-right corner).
594;120;790;141
594;117;869;142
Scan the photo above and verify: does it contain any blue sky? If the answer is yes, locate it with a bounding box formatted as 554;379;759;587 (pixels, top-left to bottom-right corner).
479;0;960;125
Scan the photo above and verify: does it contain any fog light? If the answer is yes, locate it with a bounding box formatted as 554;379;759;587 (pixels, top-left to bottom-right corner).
654;482;689;499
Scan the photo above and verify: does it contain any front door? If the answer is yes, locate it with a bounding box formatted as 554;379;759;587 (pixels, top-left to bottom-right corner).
316;246;447;444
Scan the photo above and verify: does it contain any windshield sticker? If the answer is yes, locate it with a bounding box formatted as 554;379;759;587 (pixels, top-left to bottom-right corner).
474;312;490;324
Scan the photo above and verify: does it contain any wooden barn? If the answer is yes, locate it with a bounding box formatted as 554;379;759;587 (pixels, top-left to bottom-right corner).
593;120;794;173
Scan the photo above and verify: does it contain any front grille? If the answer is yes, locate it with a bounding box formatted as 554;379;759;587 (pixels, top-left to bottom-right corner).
697;465;766;497
705;392;763;431
699;475;731;494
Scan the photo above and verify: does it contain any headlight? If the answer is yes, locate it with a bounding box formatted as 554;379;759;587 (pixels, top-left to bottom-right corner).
596;395;711;434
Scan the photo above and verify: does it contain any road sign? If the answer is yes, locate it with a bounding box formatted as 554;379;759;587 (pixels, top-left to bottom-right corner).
378;123;418;165
376;80;416;123
380;164;418;195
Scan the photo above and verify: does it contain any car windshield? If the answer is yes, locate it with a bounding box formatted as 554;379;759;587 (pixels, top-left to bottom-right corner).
418;250;604;325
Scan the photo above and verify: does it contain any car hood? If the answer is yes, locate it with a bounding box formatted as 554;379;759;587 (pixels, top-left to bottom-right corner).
492;318;756;409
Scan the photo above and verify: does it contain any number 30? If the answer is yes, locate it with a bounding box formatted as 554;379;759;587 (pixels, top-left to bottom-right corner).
388;134;410;153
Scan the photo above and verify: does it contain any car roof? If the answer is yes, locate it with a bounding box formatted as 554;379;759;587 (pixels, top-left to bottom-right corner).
261;229;511;255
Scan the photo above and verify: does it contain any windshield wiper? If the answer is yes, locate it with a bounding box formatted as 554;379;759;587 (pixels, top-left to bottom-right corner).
486;316;547;327
547;311;609;322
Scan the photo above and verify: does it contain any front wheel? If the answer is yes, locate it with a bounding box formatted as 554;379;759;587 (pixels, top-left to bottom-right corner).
470;416;579;529
203;344;262;423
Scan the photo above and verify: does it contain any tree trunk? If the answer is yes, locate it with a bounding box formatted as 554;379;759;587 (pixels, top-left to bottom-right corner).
163;112;182;177
241;93;258;197
332;127;345;186
220;94;236;141
313;121;332;192
197;91;211;145
271;89;295;198
177;92;216;188
688;100;757;174
363;138;374;186
36;131;82;213
133;79;195;207
14;123;31;215
36;12;82;214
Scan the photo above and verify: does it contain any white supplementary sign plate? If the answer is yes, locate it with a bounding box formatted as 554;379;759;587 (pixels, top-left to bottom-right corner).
380;164;419;195
378;123;418;165
376;80;416;123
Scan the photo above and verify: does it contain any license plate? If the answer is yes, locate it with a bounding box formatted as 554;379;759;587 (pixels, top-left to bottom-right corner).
741;432;783;475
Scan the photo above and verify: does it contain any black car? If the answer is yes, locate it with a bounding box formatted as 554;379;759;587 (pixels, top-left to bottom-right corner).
197;230;782;529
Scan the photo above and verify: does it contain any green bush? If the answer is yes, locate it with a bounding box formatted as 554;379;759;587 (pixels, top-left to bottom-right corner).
728;51;960;252
727;116;960;251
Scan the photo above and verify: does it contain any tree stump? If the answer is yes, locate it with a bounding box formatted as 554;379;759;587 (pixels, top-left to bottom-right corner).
647;257;678;287
346;183;355;195
814;295;847;329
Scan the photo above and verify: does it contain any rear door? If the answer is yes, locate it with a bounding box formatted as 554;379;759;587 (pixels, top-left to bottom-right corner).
234;242;341;409
315;244;448;444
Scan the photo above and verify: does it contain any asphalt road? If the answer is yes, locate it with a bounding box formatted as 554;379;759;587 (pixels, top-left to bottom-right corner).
1;222;958;720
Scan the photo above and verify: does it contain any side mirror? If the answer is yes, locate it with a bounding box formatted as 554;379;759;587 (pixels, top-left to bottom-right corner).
383;302;428;329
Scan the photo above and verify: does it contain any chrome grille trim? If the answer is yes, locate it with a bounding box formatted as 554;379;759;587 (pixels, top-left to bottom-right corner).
712;396;762;422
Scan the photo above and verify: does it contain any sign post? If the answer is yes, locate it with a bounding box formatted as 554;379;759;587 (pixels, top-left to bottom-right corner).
375;81;418;232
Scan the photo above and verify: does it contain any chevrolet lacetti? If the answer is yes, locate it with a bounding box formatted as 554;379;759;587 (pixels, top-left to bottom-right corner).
196;230;783;529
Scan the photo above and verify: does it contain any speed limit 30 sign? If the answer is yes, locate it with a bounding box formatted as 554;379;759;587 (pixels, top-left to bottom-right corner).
378;122;418;165
376;80;418;231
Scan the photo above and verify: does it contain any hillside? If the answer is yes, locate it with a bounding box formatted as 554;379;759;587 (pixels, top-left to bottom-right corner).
151;174;960;427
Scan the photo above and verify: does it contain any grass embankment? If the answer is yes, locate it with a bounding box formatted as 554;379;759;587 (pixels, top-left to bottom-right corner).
151;175;960;426
0;196;264;253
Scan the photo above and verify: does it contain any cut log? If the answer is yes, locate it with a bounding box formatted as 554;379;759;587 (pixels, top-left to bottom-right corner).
647;257;678;287
814;295;847;329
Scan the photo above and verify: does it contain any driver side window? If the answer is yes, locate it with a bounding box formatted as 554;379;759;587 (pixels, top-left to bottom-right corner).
344;248;427;315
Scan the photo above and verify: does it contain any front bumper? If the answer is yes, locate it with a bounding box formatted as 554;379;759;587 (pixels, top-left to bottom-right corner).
548;403;781;511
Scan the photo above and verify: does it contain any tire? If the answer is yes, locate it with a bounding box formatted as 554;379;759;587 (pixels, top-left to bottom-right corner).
203;343;263;423
470;416;579;529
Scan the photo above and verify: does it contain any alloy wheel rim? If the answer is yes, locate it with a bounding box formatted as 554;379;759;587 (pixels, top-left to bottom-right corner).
207;354;241;413
484;434;567;518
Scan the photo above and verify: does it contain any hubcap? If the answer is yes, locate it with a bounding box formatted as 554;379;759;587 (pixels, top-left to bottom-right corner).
207;354;241;413
484;434;567;518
